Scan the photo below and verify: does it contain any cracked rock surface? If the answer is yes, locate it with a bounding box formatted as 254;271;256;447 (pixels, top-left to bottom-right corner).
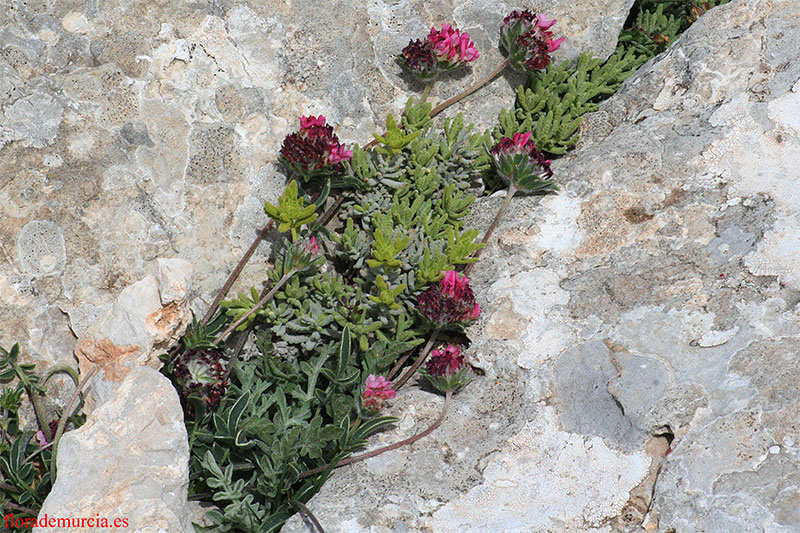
284;1;800;531
1;0;633;528
3;0;798;531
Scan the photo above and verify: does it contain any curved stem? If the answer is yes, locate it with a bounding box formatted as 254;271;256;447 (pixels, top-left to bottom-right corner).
43;364;81;389
364;61;507;151
387;329;439;383
290;499;327;533
201;219;274;325
430;60;509;119
463;184;518;276
25;440;53;464
392;329;441;390
50;365;99;479
213;269;296;346
13;361;48;434
299;390;450;479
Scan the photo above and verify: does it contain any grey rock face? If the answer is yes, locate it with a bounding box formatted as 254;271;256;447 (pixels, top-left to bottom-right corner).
73;257;193;410
9;0;796;531
283;0;800;531
34;367;194;533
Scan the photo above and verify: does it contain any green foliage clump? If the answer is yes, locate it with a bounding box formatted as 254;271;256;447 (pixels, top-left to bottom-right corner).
0;344;84;531
619;3;682;56
168;100;490;532
263;180;318;242
493;48;645;158
489;0;731;188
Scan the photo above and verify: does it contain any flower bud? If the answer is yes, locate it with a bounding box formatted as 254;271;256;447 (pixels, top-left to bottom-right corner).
171;347;228;410
362;374;397;412
400;39;438;81
500;10;563;73
421;344;473;394
490;132;556;194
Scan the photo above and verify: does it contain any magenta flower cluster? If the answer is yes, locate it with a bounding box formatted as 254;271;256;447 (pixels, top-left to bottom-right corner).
500;10;564;72
490;132;553;175
422;343;472;394
428;24;480;65
417;270;481;327
490;131;555;193
362;374;397;411
400;24;479;80
280;115;353;177
425;344;466;377
171;348;228;410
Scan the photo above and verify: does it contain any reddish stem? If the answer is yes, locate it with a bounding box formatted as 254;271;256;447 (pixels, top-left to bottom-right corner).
299;390;451;479
201;219;274;326
392;329;440;390
463;184;518;276
366;60;508;150
430;60;509;118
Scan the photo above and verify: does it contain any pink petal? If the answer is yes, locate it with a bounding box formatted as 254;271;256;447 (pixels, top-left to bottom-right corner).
440;270;460;296
300;115;326;129
512;131;532;150
468;302;481;320
535;14;557;30
547;37;565;52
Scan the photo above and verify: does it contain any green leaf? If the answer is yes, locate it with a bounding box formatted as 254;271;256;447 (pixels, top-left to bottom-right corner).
366;227;409;269
227;391;251;437
264;180;318;241
335;327;351;379
372;114;421;155
402;96;432;132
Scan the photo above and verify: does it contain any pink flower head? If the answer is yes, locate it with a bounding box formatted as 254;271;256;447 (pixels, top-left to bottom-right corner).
304;235;320;255
490;131;556;193
362;374;397;411
418;270;480;326
281;116;352;176
421;344;472;394
426;344;466;377
427;24;479;66
500;10;563;72
491;132;551;171
300;115;327;129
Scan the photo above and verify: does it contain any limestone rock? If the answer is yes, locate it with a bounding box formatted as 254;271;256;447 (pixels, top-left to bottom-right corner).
73;257;192;409
34;367;194;533
283;1;800;531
